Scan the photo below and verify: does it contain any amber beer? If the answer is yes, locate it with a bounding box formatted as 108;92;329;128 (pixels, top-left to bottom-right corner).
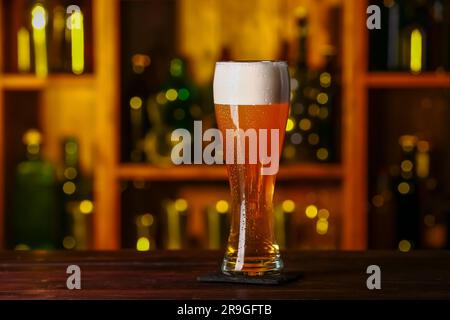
213;61;289;275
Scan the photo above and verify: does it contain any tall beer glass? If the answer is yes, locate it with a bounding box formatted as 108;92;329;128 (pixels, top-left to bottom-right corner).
213;61;289;276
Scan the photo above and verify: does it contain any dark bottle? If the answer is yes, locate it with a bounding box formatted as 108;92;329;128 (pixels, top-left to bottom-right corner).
127;54;151;163
386;0;401;70
162;57;199;130
284;9;317;163
60;137;93;250
286;9;336;163
370;170;396;249
393;135;421;251
145;57;198;165
162;198;188;250
313;47;337;163
206;200;230;250
49;4;67;73
12;130;59;250
427;0;448;71
368;0;394;71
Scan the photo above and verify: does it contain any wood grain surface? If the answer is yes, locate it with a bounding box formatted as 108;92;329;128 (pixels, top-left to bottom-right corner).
0;250;449;300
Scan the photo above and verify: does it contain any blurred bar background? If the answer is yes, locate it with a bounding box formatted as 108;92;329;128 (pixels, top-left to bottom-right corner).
0;0;449;252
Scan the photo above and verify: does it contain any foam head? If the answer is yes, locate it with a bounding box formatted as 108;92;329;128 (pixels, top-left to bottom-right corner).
213;61;290;105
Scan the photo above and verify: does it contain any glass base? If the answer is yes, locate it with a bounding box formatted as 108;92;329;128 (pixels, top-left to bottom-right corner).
221;254;284;277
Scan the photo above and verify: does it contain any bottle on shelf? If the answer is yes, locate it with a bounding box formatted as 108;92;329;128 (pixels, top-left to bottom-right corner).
30;3;49;77
206;200;229;250
274;200;295;249
127;53;151;163
284;8;337;163
135;212;157;251
392;135;421;251
12;129;59;250
60;137;93;250
283;8;314;163
49;4;67;73
427;0;447;71
399;0;428;73
369;0;401;71
144;57;199;165
370;170;396;249
162;198;188;250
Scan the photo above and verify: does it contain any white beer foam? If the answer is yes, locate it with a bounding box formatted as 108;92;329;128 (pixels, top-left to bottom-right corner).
213;61;289;105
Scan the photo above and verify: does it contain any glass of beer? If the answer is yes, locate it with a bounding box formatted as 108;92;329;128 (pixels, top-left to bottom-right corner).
213;61;290;276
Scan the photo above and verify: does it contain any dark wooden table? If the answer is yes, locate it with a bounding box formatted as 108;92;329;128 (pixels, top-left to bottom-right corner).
0;250;449;299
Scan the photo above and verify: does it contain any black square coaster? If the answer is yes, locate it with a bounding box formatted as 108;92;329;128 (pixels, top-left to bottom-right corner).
197;272;302;285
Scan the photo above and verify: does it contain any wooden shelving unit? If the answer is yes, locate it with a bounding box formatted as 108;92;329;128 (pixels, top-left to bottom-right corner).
0;0;364;250
365;72;450;88
117;164;343;181
0;74;95;90
4;0;447;250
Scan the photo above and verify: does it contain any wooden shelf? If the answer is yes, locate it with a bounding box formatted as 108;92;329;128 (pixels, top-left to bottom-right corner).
0;74;95;90
117;163;343;181
365;72;450;88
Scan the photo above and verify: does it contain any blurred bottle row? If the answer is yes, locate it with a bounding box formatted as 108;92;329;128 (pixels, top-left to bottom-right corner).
122;188;338;251
122;9;340;165
370;0;450;72
11;130;93;250
371;134;450;250
9;128;339;250
3;0;92;75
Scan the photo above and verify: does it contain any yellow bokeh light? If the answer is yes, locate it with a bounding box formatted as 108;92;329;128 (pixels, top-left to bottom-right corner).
63;236;76;249
23;129;42;146
299;118;312;131
397;182;410;194
308;104;320;116
17;27;31;72
166;89;178;101
410;28;422;74
305;205;318;219
282;200;296;213
136;237;150;251
286;118;295;132
14;244;30;251
174;198;188;212
31;4;48;77
216;200;229;213
319;72;331;88
155;92;167;105
316;148;329;161
401;160;413;172
64;167;78;180
63;181;76;195
316;93;329;105
398;239;411;252
141;213;154;227
308;133;320;145
318;208;330;220
132;54;151;73
79;200;94;214
70;11;84;75
130;96;143;110
316;219;328;235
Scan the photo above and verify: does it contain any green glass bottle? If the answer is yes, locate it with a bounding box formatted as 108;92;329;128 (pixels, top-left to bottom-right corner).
12;129;59;250
145;57;199;164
